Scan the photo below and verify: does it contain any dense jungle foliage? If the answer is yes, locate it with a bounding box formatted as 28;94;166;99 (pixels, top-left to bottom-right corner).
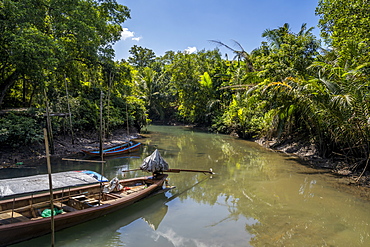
0;0;369;172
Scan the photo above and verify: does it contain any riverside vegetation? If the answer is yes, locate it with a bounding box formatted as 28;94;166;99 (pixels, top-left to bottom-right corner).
0;0;369;187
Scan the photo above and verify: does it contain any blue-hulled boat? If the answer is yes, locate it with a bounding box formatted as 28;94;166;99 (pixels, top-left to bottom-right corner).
82;141;141;156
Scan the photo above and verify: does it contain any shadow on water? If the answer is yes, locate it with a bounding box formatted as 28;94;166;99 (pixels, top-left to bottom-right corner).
13;176;212;247
0;167;38;179
12;192;170;247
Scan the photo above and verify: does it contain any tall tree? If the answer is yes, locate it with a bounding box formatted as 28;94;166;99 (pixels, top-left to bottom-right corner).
316;0;370;66
127;45;156;68
166;49;225;124
252;23;320;80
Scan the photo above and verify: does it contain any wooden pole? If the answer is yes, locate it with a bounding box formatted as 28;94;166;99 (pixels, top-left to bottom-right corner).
126;102;129;136
99;91;104;205
43;128;55;247
99;91;103;157
44;89;54;154
106;71;114;137
165;168;214;174
122;168;214;174
64;75;75;145
11;198;15;222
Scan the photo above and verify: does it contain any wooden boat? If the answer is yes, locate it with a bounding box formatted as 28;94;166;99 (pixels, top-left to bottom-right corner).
82;141;141;156
0;173;167;246
0;149;213;246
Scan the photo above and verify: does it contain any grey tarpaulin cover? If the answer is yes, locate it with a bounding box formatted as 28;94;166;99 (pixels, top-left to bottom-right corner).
0;171;107;198
140;149;169;173
102;177;123;193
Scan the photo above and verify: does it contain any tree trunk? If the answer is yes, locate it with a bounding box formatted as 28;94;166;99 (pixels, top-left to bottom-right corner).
0;70;20;107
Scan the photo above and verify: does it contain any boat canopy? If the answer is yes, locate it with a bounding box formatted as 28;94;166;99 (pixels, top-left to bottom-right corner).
0;170;108;198
140;149;169;173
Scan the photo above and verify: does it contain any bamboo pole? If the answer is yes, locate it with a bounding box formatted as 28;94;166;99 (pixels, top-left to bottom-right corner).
165;168;214;174
126;102;129;136
64;75;75;145
99;91;104;206
44;89;54;154
11;198;15;223
99;91;103;157
43;128;55;247
106;71;114;137
122;168;214;174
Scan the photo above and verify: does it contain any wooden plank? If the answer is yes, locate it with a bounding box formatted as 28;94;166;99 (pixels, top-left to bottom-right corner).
104;193;121;200
126;185;145;194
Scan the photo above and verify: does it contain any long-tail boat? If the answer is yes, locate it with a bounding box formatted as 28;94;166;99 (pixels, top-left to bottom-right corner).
82;141;141;156
0;149;213;246
0;173;167;246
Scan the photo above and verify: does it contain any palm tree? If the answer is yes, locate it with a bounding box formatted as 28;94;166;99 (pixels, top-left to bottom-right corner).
134;67;169;120
209;40;254;72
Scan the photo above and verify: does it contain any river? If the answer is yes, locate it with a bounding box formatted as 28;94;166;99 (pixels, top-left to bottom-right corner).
12;125;370;246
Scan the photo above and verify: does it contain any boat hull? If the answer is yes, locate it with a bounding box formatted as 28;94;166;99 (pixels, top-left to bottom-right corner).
82;142;141;156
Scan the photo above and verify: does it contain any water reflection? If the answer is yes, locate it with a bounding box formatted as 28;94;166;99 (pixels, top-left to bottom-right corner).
13;193;169;247
298;178;317;198
138;126;370;246
0;167;38;179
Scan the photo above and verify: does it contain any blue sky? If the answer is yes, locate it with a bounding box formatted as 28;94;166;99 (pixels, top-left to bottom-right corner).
114;0;321;61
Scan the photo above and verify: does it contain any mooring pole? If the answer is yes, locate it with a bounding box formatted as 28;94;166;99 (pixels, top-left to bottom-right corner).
44;128;55;247
126;102;129;136
64;74;75;145
99;91;103;157
44;89;54;154
99;91;104;205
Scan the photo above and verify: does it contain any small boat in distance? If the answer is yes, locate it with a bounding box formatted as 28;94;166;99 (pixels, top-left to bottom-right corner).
82;141;141;156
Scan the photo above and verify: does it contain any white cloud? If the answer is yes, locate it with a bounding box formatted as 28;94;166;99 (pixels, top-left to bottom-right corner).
184;46;197;54
132;36;142;41
121;28;134;40
121;28;142;42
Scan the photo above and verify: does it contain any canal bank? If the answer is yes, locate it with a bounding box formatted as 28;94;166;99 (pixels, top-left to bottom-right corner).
255;137;370;189
0;128;141;167
1;125;370;191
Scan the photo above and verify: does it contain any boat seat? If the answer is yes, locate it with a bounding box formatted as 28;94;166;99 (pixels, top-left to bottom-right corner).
71;195;87;201
84;199;100;206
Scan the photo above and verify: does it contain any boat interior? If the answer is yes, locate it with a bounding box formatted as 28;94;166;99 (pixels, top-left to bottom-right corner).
0;179;151;225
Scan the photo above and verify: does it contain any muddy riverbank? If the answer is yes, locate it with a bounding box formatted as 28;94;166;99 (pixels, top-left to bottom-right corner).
256;137;370;189
0;128;141;167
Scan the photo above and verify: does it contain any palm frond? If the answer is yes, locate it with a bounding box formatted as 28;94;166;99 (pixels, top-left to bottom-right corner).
209;40;236;52
318;78;340;94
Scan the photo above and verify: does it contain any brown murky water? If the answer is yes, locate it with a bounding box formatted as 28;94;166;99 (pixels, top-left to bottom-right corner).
13;125;370;246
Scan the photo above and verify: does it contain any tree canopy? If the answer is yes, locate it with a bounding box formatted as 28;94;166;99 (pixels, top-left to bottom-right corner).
1;0;370;174
0;0;130;105
316;0;370;66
